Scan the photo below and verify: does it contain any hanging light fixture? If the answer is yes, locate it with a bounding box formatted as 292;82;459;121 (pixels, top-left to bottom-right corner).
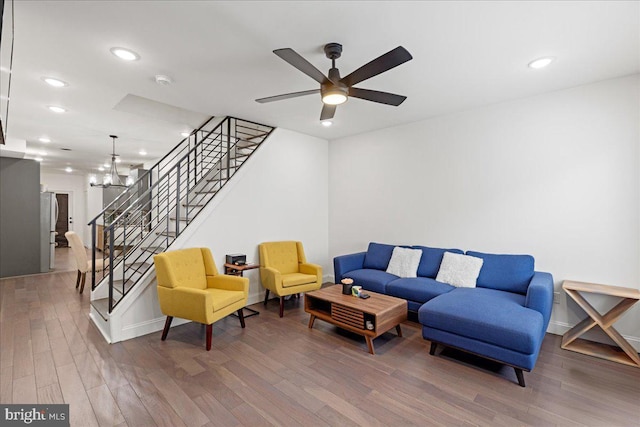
90;135;128;188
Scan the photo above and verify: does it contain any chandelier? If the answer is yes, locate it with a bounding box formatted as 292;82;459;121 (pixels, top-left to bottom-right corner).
90;135;129;188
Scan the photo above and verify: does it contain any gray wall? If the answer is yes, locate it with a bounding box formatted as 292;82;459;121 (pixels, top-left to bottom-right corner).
0;157;41;277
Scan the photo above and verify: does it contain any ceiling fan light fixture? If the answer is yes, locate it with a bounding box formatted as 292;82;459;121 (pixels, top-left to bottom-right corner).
322;93;347;105
321;85;348;105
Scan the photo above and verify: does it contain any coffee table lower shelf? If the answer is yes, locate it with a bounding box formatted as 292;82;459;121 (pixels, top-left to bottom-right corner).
307;311;402;354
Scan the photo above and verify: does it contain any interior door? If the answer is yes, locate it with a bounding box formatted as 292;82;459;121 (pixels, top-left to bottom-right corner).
55;193;69;247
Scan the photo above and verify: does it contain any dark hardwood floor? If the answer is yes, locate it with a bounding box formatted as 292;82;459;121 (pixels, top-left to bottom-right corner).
1;269;639;426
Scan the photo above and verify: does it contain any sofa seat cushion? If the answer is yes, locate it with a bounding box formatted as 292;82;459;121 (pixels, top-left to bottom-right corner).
386;277;455;303
418;287;543;354
346;269;398;294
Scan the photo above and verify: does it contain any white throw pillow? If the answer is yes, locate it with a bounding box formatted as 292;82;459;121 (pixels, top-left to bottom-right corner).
386;247;422;278
435;252;483;288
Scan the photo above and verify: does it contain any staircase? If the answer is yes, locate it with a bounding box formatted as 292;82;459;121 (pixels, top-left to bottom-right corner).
87;117;274;341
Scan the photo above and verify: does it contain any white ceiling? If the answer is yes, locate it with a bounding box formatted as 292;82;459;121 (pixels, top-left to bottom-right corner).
1;1;638;175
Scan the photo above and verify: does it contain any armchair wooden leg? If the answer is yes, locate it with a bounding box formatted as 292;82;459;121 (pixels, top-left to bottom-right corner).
264;289;270;306
75;270;81;288
279;297;284;318
429;342;437;355
79;272;86;294
206;324;213;351
161;316;173;341
237;309;246;328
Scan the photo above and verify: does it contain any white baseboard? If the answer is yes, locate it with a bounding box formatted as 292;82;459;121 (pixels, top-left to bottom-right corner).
547;320;640;352
117;316;190;342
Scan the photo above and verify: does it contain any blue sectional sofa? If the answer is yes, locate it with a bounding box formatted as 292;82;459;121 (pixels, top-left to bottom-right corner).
334;242;554;387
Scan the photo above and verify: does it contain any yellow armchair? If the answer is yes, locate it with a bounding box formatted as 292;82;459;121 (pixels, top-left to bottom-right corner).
259;241;322;317
153;247;249;350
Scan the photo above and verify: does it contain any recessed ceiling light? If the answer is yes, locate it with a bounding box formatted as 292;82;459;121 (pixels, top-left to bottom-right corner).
115;158;121;163
98;166;105;172
39;151;47;156
35;157;43;162
110;47;140;61
181;131;191;138
42;77;68;87
139;149;147;156
39;137;51;143
528;57;555;69
65;167;73;173
155;75;173;85
47;105;66;113
321;120;332;127
103;163;110;168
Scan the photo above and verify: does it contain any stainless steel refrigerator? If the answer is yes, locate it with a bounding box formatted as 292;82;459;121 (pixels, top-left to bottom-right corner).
40;191;58;272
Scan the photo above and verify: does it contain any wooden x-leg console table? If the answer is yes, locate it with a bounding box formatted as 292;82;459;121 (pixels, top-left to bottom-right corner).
561;280;640;368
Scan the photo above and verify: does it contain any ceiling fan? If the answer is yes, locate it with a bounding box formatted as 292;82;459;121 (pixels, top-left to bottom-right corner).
255;43;413;121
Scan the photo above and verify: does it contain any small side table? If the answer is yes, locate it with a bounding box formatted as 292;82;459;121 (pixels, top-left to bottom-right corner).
561;280;640;368
224;263;260;318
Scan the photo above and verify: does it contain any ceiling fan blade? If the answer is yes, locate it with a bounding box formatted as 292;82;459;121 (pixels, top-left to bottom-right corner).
340;46;413;87
255;89;320;103
274;48;329;84
320;104;336;121
349;87;407;106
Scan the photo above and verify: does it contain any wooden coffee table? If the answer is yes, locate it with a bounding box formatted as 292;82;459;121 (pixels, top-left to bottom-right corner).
304;285;407;354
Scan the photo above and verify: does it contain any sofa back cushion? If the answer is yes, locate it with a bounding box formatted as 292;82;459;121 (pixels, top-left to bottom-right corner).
466;251;534;294
363;242;396;270
413;246;464;278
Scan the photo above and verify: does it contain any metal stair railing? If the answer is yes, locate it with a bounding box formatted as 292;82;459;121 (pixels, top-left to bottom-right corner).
88;116;275;313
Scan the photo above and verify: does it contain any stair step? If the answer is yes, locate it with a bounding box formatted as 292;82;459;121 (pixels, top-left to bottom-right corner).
169;216;190;222
140;245;165;254
195;190;218;194
237;140;262;148
206;177;228;182
128;261;152;268
91;298;110;321
239;133;269;142
182;203;205;207
112;279;135;295
125;261;153;276
156;231;176;237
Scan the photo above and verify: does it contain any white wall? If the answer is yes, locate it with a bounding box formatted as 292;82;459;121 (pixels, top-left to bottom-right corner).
41;172;90;245
170;128;330;305
329;75;640;347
